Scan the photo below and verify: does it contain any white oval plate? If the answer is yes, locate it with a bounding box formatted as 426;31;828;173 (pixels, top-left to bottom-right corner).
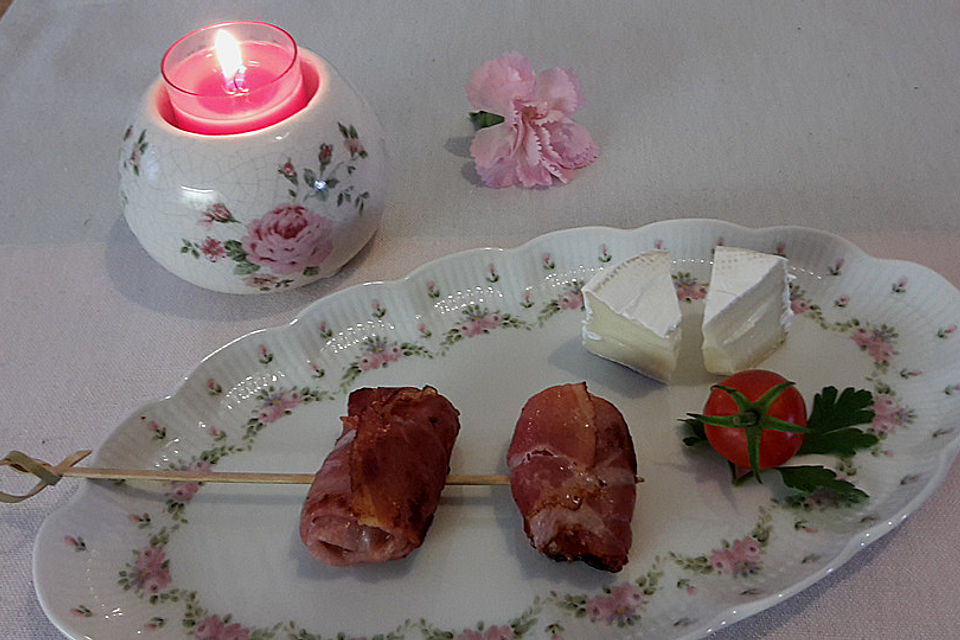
35;220;960;640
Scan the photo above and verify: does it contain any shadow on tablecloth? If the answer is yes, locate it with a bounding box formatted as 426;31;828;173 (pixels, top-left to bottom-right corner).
104;214;378;322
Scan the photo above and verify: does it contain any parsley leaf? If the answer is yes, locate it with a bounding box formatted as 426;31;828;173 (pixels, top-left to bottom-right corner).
796;386;877;456
776;465;869;504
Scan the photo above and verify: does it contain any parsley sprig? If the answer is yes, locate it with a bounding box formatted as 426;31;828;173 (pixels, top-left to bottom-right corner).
796;386;877;456
682;385;877;504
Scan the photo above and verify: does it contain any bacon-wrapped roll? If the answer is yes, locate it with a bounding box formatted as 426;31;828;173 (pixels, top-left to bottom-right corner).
507;383;637;572
299;386;460;566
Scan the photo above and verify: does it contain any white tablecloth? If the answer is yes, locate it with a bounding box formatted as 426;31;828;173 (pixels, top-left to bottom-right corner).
2;1;959;638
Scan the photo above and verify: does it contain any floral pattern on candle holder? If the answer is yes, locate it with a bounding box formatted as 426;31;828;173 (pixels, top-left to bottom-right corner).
175;125;372;291
120;49;387;294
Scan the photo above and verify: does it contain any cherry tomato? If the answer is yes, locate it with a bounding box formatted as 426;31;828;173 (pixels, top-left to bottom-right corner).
702;369;807;472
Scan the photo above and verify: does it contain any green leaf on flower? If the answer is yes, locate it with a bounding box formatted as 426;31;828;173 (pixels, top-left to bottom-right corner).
233;261;260;275
796;386;877;456
469;111;506;129
223;240;246;262
776;465;869;504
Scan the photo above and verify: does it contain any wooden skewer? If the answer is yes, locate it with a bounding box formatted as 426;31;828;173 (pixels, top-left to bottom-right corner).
0;449;509;504
3;450;642;503
58;465;511;486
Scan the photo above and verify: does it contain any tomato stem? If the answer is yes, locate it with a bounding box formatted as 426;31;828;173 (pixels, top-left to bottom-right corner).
693;380;809;482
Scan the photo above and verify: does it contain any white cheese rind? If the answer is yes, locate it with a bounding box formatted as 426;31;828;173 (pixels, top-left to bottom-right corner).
701;246;792;374
581;250;682;382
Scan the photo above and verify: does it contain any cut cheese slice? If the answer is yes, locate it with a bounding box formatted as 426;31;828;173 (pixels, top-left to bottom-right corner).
701;246;792;375
581;250;682;382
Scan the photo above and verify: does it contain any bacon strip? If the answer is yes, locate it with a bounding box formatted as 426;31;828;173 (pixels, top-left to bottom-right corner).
506;383;637;572
299;386;460;565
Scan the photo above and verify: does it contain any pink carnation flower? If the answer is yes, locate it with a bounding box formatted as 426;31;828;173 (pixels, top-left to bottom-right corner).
467;52;598;188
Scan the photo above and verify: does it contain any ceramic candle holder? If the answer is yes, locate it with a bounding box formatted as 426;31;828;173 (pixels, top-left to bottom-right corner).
119;49;387;294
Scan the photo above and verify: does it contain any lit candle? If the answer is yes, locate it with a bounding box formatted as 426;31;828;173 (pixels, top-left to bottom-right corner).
161;21;307;135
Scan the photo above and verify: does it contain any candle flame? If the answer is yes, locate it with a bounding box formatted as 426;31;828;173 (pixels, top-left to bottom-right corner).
214;29;247;94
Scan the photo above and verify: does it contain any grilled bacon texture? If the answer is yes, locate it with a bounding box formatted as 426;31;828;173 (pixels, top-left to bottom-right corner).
507;382;637;572
299;386;460;566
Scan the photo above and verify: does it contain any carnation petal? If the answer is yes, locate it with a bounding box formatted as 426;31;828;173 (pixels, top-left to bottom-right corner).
470;124;519;188
466;52;536;114
537;124;575;183
509;123;549;187
535;67;585;116
543;118;598;169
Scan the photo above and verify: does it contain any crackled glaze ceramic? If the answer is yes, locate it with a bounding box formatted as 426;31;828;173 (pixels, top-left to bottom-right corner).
119;49;387;293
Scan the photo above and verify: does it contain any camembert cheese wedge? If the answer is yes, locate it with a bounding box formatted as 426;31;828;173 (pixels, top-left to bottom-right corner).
701;246;792;375
581;250;682;382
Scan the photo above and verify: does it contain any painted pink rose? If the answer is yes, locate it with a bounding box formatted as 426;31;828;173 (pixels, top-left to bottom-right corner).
383;344;402;363
584;584;647;625
679;283;708;301
358;352;384;372
358;338;402;371
711;536;762;576
851;327;872;348
137;546;166;570
345;138;365;156
460;310;503;337
456;626;514;640
168;460;212;503
709;547;735;574
221;623;251;640
558;290;583;310
871;394;910;433
242;205;334;275
319;144;334;166
132;546;171;593
459;320;485;338
851;326;897;364
193;615;224;640
467;52;598;188
194;615;252;640
867;341;895;364
731;536;762;560
259;390;301;423
674;274;708;302
611;583;644;610
169;481;200;503
587;593;619;623
791;296;810;314
210;204;232;219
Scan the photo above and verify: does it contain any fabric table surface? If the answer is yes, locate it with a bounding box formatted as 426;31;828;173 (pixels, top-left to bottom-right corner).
1;1;959;638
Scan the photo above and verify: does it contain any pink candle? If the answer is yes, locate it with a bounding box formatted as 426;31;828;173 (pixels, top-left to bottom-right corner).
161;21;307;135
